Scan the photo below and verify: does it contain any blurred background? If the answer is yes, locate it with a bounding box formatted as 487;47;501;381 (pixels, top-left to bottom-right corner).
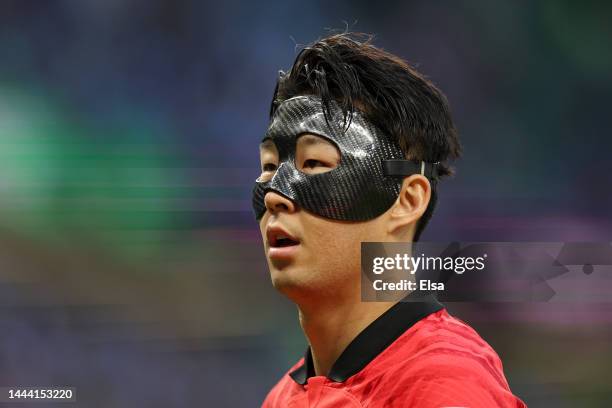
0;0;611;406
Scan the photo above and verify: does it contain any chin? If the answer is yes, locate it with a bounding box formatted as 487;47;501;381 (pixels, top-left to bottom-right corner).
270;268;301;290
270;277;306;302
269;268;317;299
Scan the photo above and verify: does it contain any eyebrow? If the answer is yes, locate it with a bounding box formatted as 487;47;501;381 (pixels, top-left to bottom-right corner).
260;138;275;149
259;134;335;150
297;134;333;146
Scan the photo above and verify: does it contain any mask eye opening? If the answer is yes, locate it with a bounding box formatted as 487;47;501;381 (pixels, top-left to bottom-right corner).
294;133;341;176
258;138;280;182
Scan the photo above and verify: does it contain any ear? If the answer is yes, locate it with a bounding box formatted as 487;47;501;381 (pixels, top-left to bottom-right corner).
387;175;431;237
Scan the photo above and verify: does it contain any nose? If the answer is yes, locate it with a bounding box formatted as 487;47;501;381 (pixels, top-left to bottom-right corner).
264;190;297;215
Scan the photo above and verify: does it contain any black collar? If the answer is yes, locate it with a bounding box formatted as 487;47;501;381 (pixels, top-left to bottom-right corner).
289;292;444;385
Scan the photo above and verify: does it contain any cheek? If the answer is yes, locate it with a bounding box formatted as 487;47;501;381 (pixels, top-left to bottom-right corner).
258;215;269;242
306;221;364;262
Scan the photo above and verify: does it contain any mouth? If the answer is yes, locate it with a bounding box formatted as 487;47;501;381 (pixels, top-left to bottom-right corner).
266;225;301;259
270;234;300;248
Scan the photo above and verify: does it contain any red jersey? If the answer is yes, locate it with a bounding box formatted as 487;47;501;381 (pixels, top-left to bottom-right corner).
262;295;526;407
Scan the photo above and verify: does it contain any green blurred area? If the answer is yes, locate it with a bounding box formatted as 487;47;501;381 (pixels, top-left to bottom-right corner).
0;84;188;261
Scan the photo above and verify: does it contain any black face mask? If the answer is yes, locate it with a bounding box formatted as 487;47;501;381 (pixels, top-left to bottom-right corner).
252;95;438;221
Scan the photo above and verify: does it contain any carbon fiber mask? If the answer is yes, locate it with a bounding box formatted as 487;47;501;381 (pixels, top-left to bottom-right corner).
252;95;438;221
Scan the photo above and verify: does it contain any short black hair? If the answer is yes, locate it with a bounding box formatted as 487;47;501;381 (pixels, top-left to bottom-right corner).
270;32;461;241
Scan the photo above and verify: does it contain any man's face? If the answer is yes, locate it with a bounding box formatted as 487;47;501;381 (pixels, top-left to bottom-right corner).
258;134;388;301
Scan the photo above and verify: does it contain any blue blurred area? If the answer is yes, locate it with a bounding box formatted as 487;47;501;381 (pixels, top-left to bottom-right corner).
0;1;611;406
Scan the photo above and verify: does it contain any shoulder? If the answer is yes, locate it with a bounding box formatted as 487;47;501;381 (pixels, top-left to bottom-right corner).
375;309;526;408
261;358;304;408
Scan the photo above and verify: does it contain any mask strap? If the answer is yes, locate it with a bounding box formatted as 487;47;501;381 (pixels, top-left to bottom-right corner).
383;160;439;180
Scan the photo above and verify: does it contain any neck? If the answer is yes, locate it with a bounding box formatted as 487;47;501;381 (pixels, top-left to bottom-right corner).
297;294;396;378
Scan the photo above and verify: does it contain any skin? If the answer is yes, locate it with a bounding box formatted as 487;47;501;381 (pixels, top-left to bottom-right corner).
258;134;431;377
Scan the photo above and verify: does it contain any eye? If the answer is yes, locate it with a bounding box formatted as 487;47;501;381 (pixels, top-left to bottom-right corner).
302;159;327;169
295;134;340;176
263;163;278;172
257;162;278;182
258;140;279;182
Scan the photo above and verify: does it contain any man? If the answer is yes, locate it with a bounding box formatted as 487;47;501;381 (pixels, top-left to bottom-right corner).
254;33;526;407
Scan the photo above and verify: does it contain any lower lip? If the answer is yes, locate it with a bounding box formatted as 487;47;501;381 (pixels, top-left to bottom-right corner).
268;244;300;259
